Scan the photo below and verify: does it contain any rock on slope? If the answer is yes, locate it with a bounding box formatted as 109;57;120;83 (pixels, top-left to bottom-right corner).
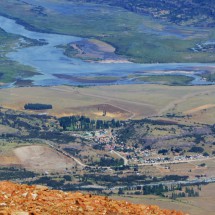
0;181;187;215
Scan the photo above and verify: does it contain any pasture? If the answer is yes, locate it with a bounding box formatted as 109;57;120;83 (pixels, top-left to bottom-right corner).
0;84;215;123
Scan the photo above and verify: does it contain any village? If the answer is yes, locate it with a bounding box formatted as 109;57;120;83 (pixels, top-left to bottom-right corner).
72;128;212;167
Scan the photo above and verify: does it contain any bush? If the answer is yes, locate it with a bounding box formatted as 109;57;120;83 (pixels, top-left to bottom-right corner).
199;163;206;167
203;152;209;157
188;146;204;153
158;149;168;155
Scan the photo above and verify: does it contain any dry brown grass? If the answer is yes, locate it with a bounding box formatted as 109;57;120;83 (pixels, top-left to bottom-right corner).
0;155;21;166
184;104;215;114
1;84;215;122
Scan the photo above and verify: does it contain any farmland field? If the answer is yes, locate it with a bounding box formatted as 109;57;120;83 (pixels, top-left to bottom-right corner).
1;84;215;123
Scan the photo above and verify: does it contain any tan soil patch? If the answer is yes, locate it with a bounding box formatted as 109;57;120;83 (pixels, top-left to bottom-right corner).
0;155;21;166
67;103;132;119
184;104;215;114
89;39;115;52
13;145;75;172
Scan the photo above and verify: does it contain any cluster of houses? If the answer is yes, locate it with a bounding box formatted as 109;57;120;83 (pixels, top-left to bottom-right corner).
74;129;210;166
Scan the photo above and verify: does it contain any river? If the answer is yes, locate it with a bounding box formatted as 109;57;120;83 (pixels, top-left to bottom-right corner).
0;15;215;86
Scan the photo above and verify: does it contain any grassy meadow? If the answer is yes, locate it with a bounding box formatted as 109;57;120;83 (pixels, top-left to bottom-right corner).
135;75;194;85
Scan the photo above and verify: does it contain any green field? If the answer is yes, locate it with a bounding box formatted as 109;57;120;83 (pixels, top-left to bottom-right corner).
135;75;194;85
0;0;214;63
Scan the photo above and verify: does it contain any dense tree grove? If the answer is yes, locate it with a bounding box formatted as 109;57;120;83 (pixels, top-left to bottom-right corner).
158;149;169;155
24;103;52;110
92;157;124;167
59;116;122;131
188;146;204;153
143;184;168;195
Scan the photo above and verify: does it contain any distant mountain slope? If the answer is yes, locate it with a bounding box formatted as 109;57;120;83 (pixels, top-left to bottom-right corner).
70;0;215;27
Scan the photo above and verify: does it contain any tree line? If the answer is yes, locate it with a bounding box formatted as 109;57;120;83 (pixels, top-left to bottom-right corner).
59;115;122;131
24;103;52;110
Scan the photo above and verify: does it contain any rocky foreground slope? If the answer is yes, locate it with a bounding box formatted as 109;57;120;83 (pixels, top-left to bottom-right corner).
0;181;187;215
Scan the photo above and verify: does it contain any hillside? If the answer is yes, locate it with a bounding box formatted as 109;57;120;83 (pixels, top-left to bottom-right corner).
70;0;215;27
0;181;186;215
